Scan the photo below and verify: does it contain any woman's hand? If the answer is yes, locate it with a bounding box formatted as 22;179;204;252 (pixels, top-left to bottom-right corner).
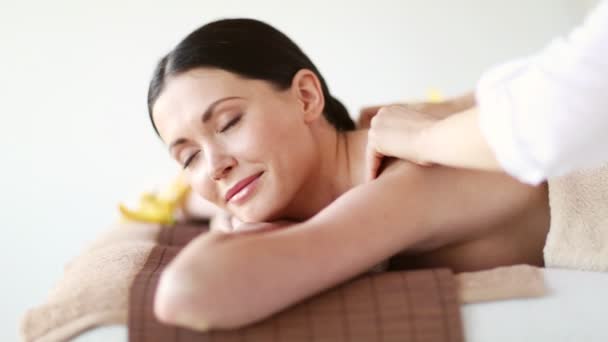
210;212;295;233
366;105;440;180
231;220;294;234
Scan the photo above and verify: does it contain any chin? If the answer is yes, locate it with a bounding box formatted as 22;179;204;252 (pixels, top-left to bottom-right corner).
234;206;276;223
233;194;286;223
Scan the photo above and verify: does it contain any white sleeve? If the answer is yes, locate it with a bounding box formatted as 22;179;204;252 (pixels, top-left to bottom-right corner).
475;0;608;185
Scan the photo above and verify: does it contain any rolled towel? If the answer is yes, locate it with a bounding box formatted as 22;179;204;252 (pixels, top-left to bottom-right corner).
545;163;608;271
20;222;160;342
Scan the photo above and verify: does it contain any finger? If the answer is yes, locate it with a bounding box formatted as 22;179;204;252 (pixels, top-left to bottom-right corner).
365;141;384;181
418;160;435;167
365;142;375;181
210;212;233;232
359;105;381;118
372;152;384;179
233;222;284;234
358;106;380;128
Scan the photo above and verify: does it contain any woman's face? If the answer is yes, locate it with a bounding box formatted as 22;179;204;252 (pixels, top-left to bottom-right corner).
152;68;320;222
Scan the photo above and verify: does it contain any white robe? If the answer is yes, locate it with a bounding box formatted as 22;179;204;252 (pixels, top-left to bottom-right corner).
476;0;608;184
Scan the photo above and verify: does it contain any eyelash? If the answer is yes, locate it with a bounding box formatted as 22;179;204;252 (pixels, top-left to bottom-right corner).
219;115;242;133
182;115;242;169
183;151;199;169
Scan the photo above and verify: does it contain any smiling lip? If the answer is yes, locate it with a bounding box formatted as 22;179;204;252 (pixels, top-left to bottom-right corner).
225;172;264;203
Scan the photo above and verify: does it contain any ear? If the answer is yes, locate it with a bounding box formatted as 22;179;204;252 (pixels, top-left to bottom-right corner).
290;69;325;124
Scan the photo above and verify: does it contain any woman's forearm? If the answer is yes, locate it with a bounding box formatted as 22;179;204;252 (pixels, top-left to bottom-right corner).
154;228;318;331
153;220;402;331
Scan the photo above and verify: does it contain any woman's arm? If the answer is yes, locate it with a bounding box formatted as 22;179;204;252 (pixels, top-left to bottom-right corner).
154;162;540;331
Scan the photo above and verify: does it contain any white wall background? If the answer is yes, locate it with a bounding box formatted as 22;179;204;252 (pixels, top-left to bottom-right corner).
1;0;598;340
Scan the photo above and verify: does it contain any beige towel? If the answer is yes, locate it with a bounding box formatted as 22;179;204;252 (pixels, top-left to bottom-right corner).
458;264;545;303
20;222;160;342
545;164;608;271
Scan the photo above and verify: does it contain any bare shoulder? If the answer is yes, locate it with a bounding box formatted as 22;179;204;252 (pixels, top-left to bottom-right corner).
380;158;544;203
372;159;547;248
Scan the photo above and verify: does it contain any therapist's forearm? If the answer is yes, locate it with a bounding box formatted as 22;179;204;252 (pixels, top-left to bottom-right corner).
420;108;502;171
474;1;608;184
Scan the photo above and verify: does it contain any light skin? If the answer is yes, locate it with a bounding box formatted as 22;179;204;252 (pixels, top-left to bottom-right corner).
358;92;476;128
366;104;502;180
154;68;356;224
151;67;549;331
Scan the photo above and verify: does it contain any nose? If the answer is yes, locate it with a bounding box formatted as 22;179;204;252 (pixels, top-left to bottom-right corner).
206;147;236;181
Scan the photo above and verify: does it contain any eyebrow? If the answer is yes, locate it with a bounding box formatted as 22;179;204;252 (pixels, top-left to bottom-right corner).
168;96;242;151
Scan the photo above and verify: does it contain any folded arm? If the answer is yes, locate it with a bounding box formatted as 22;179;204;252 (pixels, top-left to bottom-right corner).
154;161;538;330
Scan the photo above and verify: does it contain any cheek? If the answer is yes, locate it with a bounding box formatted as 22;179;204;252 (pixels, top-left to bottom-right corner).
230;113;292;161
231;126;268;158
188;172;223;209
260;119;317;187
277;140;316;179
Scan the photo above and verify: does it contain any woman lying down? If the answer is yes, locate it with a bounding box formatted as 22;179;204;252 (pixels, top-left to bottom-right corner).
147;18;550;331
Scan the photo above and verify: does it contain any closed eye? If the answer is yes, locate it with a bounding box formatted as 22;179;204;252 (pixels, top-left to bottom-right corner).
219;115;242;133
181;115;241;169
183;151;200;169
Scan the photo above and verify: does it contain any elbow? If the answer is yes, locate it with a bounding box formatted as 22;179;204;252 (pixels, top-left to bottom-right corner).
154;266;212;331
152;232;262;330
153;271;181;325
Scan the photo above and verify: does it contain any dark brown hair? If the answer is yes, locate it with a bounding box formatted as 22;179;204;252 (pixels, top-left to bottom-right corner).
147;18;355;135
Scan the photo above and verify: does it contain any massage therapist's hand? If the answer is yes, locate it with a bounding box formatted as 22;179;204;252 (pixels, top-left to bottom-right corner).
366;105;440;180
358;92;475;128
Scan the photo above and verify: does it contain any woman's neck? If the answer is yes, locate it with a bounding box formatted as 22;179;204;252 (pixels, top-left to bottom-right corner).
279;127;368;221
330;129;368;192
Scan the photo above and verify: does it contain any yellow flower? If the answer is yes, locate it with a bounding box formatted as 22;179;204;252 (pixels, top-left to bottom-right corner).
119;174;191;225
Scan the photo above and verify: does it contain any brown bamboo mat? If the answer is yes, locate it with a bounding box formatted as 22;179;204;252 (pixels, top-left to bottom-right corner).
129;222;463;342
